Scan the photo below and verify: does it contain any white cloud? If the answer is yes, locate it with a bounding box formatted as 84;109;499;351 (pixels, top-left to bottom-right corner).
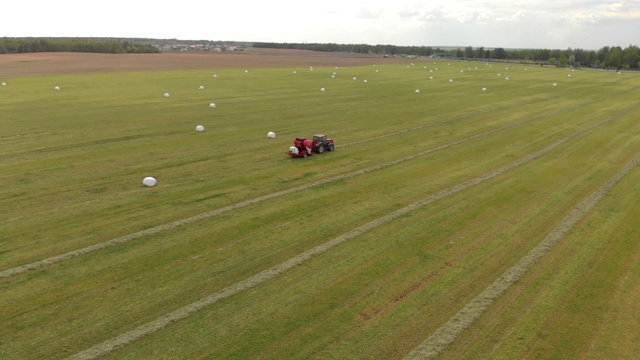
357;7;383;19
0;0;637;50
608;1;624;11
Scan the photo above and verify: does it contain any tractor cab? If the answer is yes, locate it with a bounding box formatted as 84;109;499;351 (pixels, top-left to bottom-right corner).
313;134;327;144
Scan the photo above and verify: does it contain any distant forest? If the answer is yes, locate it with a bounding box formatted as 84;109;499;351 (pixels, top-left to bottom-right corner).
2;37;638;70
253;42;640;70
0;38;159;54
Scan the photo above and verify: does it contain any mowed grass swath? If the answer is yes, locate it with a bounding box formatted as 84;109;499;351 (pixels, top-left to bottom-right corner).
1;54;639;359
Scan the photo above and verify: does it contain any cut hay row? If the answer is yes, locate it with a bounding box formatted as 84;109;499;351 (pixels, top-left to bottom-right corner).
67;107;632;360
403;149;640;360
0;98;599;280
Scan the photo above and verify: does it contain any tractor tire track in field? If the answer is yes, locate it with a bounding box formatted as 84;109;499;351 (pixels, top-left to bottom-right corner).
0;101;593;280
66;106;637;360
403;135;640;358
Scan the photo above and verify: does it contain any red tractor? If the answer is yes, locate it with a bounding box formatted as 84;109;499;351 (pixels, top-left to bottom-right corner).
287;134;334;158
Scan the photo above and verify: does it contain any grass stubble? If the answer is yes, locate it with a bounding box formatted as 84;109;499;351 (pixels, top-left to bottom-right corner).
0;99;600;280
67;105;638;360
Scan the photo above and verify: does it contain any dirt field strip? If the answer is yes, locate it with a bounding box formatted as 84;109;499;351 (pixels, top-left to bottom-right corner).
403;147;640;359
65;107;634;360
0;100;594;280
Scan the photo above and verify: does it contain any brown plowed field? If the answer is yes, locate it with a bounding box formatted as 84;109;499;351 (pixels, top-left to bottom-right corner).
0;48;408;77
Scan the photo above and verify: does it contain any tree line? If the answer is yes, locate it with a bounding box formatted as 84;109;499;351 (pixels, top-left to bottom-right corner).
253;42;640;70
0;38;159;54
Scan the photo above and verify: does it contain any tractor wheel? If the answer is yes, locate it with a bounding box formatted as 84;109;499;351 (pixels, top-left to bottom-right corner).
316;145;325;154
328;143;335;151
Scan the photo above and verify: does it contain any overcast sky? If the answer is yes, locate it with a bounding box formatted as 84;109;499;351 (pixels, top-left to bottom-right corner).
3;1;639;50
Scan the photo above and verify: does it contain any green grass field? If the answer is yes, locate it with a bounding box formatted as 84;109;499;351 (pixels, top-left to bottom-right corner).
1;58;639;359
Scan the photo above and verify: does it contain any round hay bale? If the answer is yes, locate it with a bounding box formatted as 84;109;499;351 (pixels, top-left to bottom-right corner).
267;131;276;138
1;82;6;86
482;87;487;91
209;103;216;108
143;177;156;187
449;79;453;82
196;125;205;132
320;87;325;92
213;74;218;78
163;92;170;97
54;86;60;91
415;89;420;94
199;85;205;90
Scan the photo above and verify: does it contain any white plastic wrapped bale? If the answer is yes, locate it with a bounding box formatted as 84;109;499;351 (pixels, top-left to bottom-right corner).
164;92;170;97
143;177;156;187
482;87;487;92
209;103;216;108
267;131;276;138
54;86;60;91
289;146;299;154
196;125;205;132
449;79;453;82
213;74;218;78
1;82;6;86
415;89;420;94
320;87;325;92
199;86;205;90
